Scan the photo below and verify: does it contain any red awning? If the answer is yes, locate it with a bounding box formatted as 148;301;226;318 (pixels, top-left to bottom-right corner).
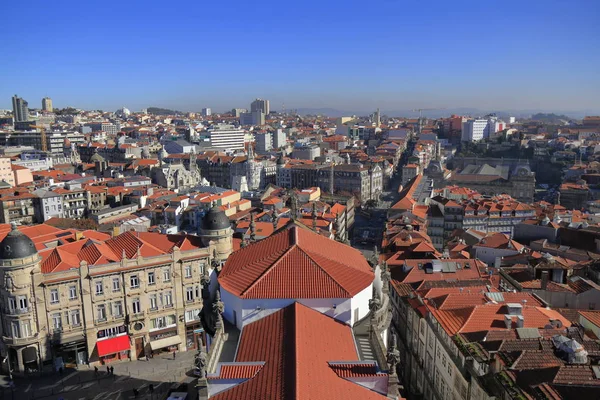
96;335;130;357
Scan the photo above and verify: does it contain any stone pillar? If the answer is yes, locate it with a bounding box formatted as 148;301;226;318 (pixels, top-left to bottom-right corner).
16;348;23;373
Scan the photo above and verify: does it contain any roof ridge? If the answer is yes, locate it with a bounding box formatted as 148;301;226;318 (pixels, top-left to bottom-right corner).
299;247;351;297
240;235;299;297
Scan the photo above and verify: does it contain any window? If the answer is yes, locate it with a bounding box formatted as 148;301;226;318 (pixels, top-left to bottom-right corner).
151;314;176;330
132;298;141;314
8;297;16;312
185;309;200;322
590;303;596;310
130;275;139;288
113;277;121;292
50;289;59;304
21;320;31;337
95;280;104;295
11;321;20;338
163;268;171;282
18;296;28;311
164;291;173;307
97;304;106;321
148;271;155;285
69;285;77;300
185;265;192;278
71;310;81;326
186;287;194;302
150;294;158;310
52;313;62;330
113;301;123;317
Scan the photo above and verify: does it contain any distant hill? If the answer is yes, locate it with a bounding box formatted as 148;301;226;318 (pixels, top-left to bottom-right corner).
147;107;182;116
530;113;573;123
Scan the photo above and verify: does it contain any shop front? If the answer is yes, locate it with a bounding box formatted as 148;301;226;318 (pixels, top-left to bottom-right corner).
53;335;87;368
96;334;130;364
185;323;205;351
149;329;181;355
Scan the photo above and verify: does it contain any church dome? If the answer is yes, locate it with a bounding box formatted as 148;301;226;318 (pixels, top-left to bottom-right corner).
202;206;230;231
0;224;37;260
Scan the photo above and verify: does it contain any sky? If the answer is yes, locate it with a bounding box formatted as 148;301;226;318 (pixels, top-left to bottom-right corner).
1;0;599;114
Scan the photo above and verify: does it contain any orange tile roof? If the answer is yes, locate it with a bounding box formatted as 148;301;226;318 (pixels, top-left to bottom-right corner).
211;302;388;400
219;224;373;299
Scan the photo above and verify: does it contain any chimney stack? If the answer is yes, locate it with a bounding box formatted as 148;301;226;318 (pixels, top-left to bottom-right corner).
541;270;549;290
516;315;524;328
504;315;512;329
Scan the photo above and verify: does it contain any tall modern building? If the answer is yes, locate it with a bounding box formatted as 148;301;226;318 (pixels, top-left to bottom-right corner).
205;124;245;150
250;98;270;115
12;95;30;122
42;97;53;112
201;108;211;117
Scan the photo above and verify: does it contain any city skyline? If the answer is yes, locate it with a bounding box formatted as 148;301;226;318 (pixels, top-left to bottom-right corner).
2;1;600;113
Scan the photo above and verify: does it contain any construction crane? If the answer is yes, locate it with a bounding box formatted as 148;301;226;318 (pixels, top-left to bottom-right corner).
30;125;48;152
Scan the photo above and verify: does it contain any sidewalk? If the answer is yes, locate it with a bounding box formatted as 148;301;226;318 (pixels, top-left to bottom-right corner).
2;350;197;400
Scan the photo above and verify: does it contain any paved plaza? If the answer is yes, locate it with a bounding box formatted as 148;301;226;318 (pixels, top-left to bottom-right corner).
0;350;198;400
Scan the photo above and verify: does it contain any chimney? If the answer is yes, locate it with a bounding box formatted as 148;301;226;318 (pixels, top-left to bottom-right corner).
541;271;549;290
504;315;512;329
516;315;524;328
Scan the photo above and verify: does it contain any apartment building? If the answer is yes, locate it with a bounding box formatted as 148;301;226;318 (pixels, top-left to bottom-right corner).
0;207;233;373
427;194;536;250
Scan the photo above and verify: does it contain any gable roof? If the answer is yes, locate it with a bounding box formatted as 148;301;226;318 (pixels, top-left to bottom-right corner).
210;302;388;400
219;224;373;299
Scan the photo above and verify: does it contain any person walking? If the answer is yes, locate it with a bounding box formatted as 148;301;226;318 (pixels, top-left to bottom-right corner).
172;350;176;360
110;366;114;376
106;365;110;374
94;366;98;375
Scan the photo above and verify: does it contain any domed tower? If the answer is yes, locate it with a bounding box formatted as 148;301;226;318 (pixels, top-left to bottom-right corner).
200;206;233;262
0;223;45;374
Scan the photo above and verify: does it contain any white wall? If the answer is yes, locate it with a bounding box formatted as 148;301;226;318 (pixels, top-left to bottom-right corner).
474;246;519;265
221;282;373;330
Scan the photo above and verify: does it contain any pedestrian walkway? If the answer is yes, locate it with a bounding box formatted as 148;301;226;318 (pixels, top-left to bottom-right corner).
2;349;198;400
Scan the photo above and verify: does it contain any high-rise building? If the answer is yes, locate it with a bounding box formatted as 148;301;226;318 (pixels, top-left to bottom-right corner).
42;97;53;112
250;98;270;115
205;124;245;150
461;117;504;142
202;108;211;116
239;111;265;126
12;95;30;122
255;132;273;153
231;108;247;117
273;128;287;149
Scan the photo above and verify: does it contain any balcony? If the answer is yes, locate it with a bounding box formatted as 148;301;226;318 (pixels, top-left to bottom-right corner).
6;307;31;316
2;332;39;346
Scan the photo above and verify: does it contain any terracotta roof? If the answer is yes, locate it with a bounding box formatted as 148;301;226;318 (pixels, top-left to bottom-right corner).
211;302;388;400
553;366;600;386
219;224;373;299
579;310;600;328
511;350;564;370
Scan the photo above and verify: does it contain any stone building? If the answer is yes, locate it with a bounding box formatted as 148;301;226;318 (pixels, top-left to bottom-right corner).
0;208;233;373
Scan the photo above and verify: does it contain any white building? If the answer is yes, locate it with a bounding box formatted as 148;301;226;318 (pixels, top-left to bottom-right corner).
202;108;211;116
218;224;375;330
205;124;245;150
239;111;265;126
255;132;272;153
462;117;506;142
273;128;286;149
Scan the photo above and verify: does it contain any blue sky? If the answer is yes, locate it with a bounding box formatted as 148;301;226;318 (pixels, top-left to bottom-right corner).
2;0;599;114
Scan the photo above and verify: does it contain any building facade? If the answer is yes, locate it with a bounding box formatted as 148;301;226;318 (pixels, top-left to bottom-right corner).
0;210;233;373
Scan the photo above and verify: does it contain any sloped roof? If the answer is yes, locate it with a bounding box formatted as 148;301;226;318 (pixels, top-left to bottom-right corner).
219;224;373;299
210;303;388;400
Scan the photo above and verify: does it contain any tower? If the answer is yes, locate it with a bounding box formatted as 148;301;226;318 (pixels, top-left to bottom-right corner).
42;97;53;112
0;223;46;374
199;206;234;262
12;94;29;122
